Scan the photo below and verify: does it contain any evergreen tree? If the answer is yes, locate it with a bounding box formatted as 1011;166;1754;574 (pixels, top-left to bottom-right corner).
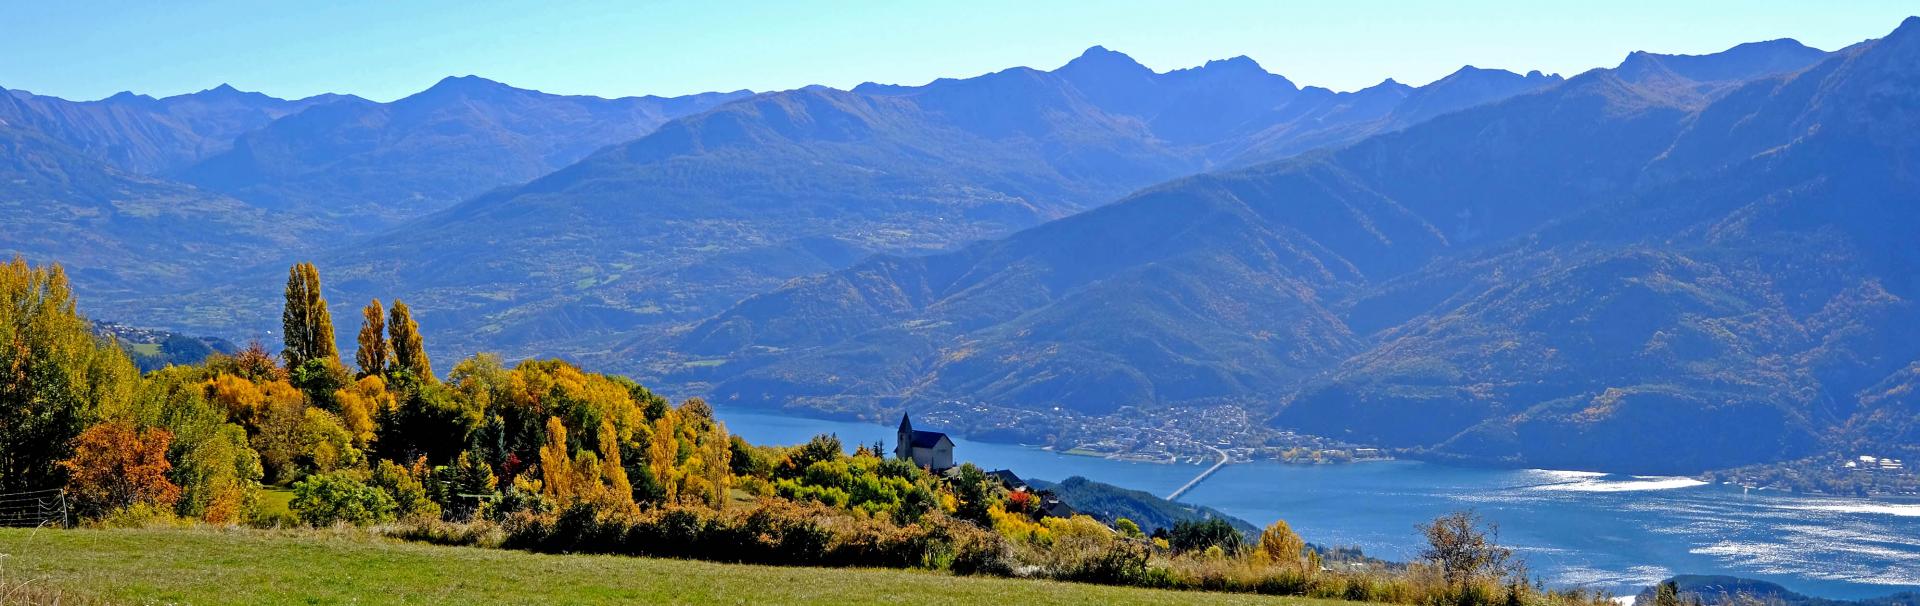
280;262;338;367
388;300;433;383
355;299;389;378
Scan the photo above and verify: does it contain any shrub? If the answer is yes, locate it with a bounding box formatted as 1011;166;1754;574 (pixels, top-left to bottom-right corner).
948;523;1015;576
370;459;440;521
492;498;991;572
291;472;396;526
59;422;181;519
1168;518;1244;555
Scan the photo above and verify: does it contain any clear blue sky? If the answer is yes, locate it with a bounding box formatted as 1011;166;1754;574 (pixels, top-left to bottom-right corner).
3;1;1913;102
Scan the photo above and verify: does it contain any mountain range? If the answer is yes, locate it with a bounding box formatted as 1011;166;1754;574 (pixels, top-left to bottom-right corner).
174;77;752;230
269;46;1566;363
663;23;1917;473
4;19;1915;475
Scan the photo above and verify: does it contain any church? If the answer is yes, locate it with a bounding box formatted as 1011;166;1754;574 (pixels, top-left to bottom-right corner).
894;414;955;471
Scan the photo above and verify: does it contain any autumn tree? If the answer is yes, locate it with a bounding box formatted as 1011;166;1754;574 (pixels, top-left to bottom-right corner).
332;375;394;448
539;416;578;502
211;340;285;383
280;262;338;368
1419;510;1517;589
594;419;637;514
388;300;433;383
1258;519;1307;568
0;258;140;492
59;422;181;517
140;366;263;523
645;409;681;502
354;299;389;378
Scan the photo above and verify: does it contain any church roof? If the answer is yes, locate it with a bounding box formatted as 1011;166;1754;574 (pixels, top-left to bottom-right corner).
907;429;951;448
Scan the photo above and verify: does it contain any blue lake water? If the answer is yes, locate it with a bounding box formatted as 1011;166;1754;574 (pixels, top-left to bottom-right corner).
715;407;1920;600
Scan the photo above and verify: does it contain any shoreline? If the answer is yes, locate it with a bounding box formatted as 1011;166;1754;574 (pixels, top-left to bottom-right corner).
711;403;1920;504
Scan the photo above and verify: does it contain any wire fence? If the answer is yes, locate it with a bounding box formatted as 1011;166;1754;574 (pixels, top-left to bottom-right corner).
0;489;67;529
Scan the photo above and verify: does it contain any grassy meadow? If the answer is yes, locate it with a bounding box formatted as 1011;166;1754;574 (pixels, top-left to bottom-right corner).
0;527;1370;605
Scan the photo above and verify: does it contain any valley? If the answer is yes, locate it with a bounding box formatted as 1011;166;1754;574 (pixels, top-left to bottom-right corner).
6;6;1920;604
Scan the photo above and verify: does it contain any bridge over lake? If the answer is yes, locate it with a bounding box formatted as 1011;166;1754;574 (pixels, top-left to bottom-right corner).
1165;445;1229;503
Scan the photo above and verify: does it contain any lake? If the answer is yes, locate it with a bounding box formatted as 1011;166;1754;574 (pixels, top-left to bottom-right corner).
714;407;1920;600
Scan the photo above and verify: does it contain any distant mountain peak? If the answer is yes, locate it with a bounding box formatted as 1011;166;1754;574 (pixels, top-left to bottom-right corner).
193;83;264;99
103;90;158;104
1201;55;1265;71
177;83;284;104
1729;38;1819;52
1889;15;1920;41
1059;45;1151;75
1363;77;1412;94
420;74;516;97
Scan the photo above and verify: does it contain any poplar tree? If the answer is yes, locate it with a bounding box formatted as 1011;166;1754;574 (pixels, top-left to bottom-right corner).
388;300;433;383
354;299;389;378
280;262;338;367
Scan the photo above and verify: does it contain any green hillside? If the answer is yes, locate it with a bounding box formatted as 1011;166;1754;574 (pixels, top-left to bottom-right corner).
0;528;1361;606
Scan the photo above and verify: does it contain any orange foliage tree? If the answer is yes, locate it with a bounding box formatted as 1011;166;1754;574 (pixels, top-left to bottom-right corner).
58;422;181;516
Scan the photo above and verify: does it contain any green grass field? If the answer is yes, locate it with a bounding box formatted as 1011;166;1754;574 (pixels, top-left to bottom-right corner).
0;527;1365;605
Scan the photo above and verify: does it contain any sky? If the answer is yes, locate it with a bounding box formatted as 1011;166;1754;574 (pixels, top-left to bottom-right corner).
2;1;1914;102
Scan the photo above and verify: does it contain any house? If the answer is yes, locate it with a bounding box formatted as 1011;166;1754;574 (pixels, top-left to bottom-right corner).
895;414;955;471
986;469;1027;492
1039;495;1075;519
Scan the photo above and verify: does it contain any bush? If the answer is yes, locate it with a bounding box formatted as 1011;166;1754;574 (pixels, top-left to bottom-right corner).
947;523;1015;576
1168;518;1244;555
389;518;504;548
493;498;988;572
370;459;440;521
291;472;397;526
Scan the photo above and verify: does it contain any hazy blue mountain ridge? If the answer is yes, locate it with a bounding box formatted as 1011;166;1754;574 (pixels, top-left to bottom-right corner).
195;47;1562;365
664;25;1917;474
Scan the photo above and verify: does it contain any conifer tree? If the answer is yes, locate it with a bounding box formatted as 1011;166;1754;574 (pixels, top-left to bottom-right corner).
388;300;433;383
354;299;389;378
280;262;338;367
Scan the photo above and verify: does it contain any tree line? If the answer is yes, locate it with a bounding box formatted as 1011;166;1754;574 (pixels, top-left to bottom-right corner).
1;256;1608;606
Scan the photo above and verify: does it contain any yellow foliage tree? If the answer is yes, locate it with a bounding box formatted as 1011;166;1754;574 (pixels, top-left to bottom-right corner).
646;409;682;503
595;420;637;514
333;375;393;448
539;416;577;502
387;300;433;383
0;258;140;491
1258;519;1307;569
354;299;388;377
280;262;338;367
